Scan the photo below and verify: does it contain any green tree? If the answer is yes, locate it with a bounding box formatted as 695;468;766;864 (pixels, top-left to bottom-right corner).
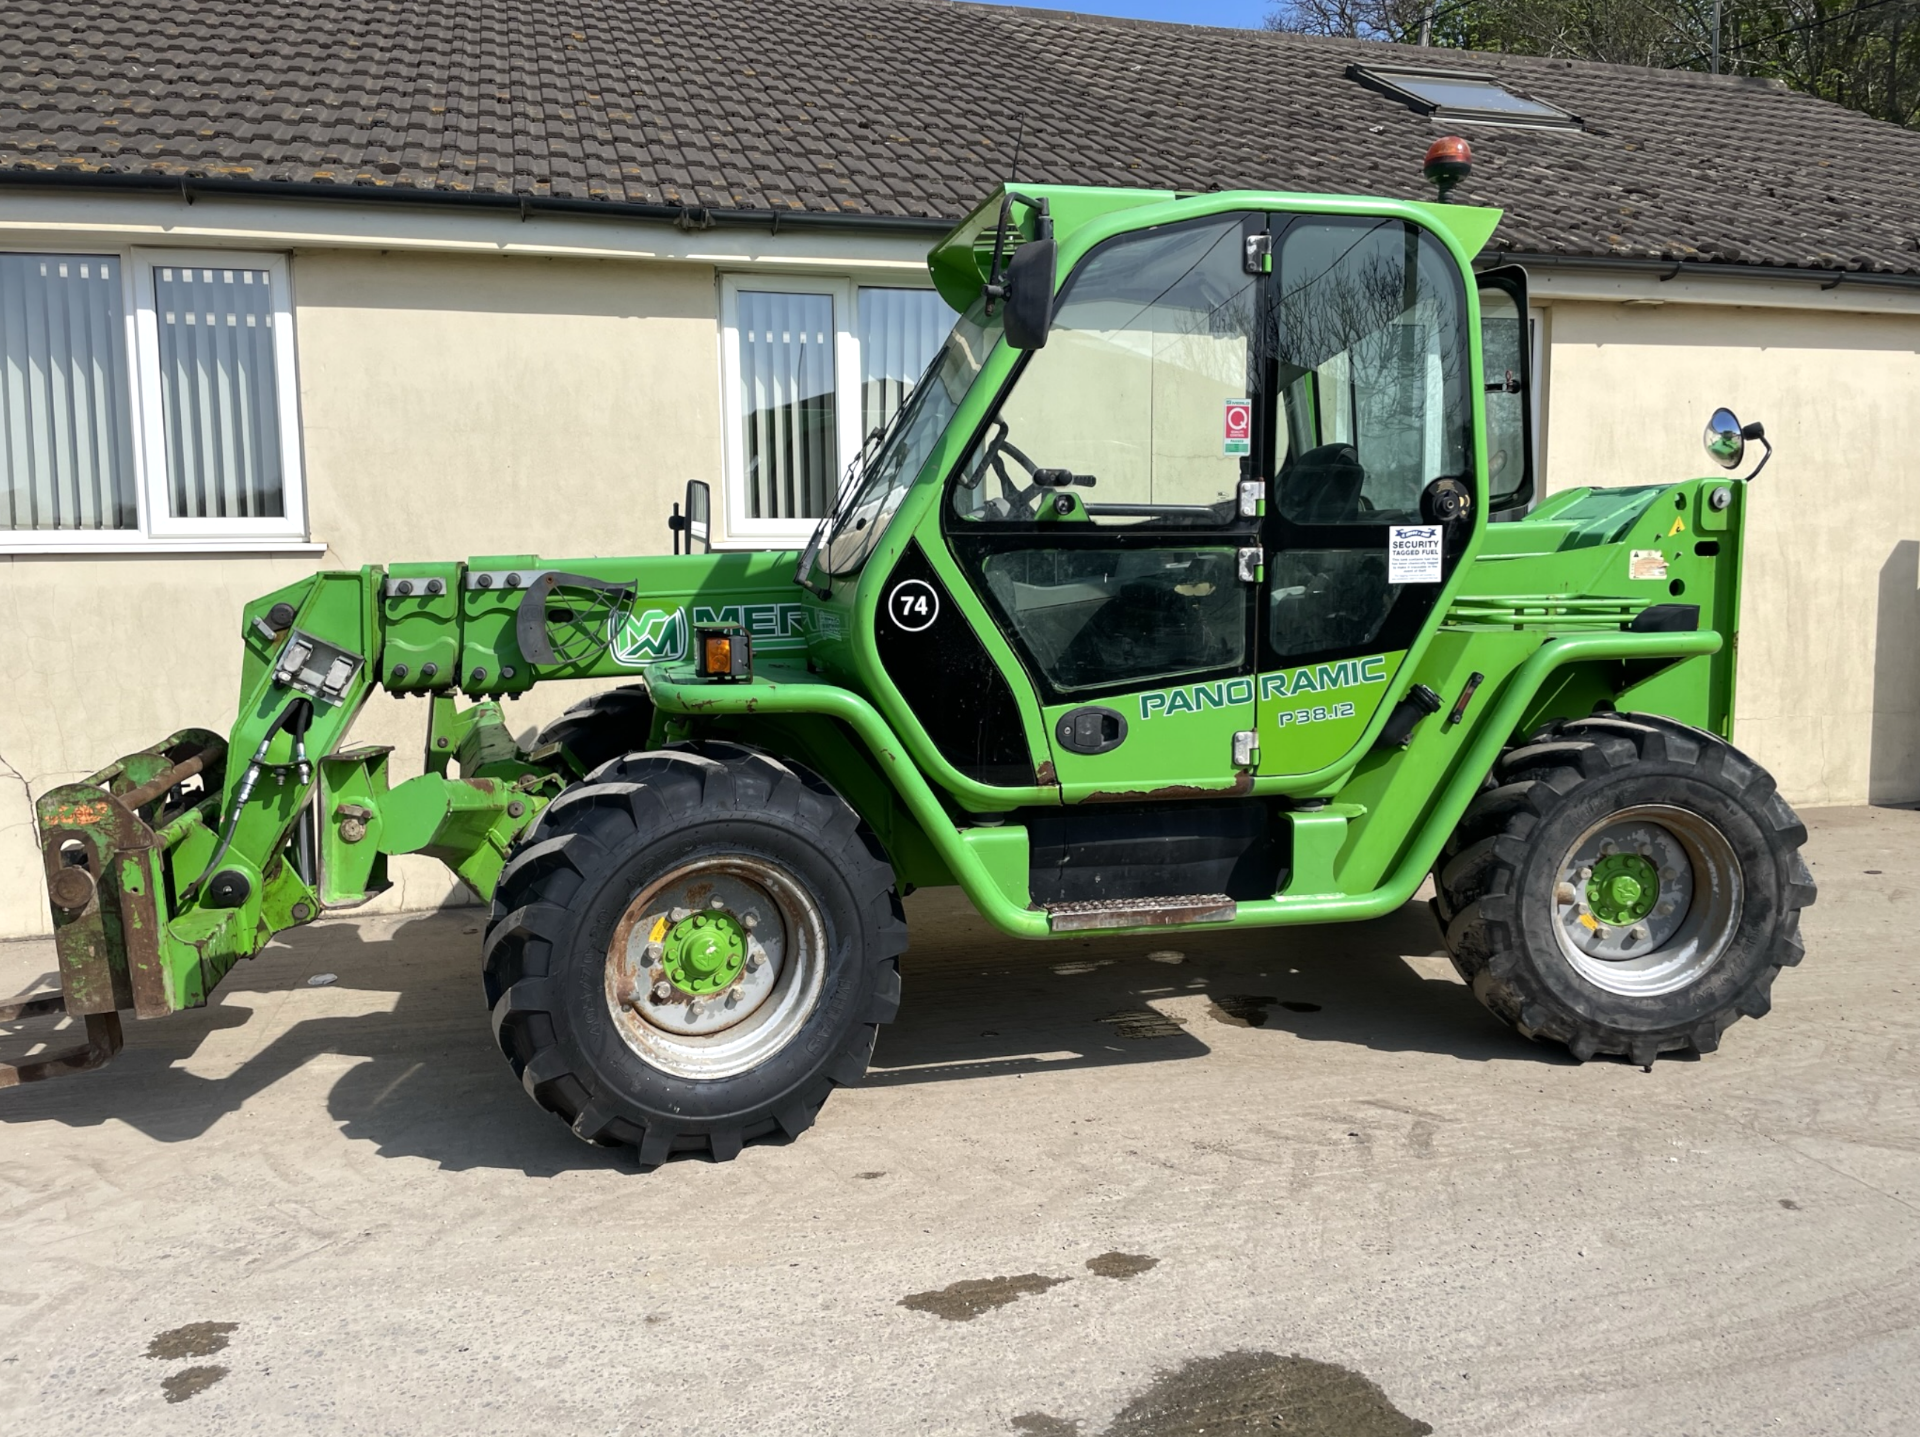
1265;0;1920;126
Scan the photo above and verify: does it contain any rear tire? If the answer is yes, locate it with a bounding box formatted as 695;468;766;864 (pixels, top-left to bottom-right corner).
483;745;906;1162
1434;713;1815;1065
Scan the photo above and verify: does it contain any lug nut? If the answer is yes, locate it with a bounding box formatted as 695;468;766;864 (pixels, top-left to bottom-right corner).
646;940;663;961
741;912;758;931
687;999;703;1019
651;981;672;1003
1598;840;1615;856
1630;923;1650;942
709;895;726;910
1578;866;1593;880
745;950;763;972
669;907;691;923
724;989;740;1008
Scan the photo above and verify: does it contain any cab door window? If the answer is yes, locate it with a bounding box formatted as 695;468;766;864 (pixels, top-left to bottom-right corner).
1263;219;1471;671
1273;219;1470;526
946;213;1262;704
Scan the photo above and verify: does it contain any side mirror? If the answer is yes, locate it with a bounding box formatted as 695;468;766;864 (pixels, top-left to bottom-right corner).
1703;408;1772;479
669;479;712;554
1704;408;1747;470
1002;237;1057;351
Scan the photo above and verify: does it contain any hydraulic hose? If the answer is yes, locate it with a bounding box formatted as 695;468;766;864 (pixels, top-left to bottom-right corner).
180;698;314;904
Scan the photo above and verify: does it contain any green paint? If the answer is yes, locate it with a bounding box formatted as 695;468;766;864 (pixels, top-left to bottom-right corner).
1588;852;1659;926
663;910;747;994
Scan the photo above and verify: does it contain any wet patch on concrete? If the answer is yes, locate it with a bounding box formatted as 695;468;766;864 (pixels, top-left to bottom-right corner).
1085;1252;1159;1281
1780;1198;1801;1210
146;1321;237;1361
1100;1009;1188;1040
161;1365;228;1404
1279;1000;1323;1013
1016;1350;1431;1437
900;1273;1067;1321
1208;995;1276;1028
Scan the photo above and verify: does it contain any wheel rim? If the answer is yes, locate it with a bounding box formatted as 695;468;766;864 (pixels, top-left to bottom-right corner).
602;855;827;1080
1551;804;1743;998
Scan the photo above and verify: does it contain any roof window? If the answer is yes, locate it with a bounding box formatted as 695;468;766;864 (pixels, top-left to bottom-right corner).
1350;65;1581;129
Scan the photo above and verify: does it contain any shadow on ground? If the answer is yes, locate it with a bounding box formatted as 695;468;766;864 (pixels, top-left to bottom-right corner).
0;889;1542;1173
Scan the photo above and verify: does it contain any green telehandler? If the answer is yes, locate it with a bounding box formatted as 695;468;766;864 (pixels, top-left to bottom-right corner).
7;154;1814;1164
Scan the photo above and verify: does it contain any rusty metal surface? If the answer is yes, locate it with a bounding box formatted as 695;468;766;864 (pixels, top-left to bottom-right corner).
1079;772;1256;804
1044;893;1237;932
0;1010;122;1088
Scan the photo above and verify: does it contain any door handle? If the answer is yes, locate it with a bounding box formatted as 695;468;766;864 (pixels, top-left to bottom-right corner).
1056;706;1128;755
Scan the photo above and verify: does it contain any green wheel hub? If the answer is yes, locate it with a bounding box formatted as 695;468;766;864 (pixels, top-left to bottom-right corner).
661;909;747;994
1586;852;1659;927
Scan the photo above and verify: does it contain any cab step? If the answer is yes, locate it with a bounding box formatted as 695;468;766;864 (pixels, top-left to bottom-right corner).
1043;894;1236;932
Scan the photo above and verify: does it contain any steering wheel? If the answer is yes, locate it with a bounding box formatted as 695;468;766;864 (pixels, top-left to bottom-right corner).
962;419;1048;521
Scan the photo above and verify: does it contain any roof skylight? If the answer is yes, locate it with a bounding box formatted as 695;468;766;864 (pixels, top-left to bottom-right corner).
1350;64;1582;129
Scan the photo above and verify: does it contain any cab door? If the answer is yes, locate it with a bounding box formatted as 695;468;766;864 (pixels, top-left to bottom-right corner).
940;211;1269;801
1254;216;1479;778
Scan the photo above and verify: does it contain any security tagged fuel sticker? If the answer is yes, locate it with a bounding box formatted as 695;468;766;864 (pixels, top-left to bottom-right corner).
1223;399;1252;457
1630;550;1669;581
1387;525;1444;584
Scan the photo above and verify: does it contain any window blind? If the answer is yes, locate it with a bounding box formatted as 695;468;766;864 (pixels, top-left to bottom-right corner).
153;265;286;520
857;287;955;440
0;254;138;531
738;290;837;521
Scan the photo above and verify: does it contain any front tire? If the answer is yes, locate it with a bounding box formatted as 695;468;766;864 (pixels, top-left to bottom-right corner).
483;746;906;1163
1435;714;1816;1065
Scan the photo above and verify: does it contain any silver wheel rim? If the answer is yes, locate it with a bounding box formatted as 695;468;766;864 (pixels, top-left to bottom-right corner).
602;855;826;1080
1551;804;1743;998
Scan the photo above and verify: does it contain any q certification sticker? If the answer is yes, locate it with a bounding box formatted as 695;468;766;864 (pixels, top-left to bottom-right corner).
1388;525;1444;584
1223;399;1253;457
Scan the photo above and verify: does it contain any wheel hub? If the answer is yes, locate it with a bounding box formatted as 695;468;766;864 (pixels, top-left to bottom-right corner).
1551;805;1742;998
662;910;746;994
1587;852;1658;927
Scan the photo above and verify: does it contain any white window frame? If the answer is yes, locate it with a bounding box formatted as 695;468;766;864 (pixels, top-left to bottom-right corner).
0;245;313;554
717;272;950;548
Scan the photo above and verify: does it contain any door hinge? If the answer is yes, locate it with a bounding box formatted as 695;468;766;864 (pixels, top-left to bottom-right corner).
1243;232;1272;276
1232;729;1260;768
1238;479;1265;520
1236;547;1264;584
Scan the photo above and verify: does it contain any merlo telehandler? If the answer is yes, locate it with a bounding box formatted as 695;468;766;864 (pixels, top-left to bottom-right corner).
8;154;1814;1164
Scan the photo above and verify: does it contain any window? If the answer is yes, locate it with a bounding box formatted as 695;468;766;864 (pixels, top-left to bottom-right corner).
1274;218;1470;525
720;277;955;544
1350;64;1581;129
0;247;306;550
949;213;1258;528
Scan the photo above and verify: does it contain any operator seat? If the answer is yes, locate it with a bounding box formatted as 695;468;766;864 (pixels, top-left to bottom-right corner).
1280;442;1368;524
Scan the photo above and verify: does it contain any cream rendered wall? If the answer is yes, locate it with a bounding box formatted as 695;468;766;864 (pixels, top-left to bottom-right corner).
0;249;723;938
1538;299;1920;807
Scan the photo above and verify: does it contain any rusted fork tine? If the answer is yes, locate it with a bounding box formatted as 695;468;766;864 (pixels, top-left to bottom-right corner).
0;994;124;1087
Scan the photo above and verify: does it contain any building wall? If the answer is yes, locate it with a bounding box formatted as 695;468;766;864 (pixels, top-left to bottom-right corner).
0;248;724;939
1538;298;1920;808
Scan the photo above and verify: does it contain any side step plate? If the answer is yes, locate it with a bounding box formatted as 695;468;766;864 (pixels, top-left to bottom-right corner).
1044;894;1236;933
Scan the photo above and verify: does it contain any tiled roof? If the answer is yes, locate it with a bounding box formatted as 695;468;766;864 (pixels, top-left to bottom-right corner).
4;0;1920;274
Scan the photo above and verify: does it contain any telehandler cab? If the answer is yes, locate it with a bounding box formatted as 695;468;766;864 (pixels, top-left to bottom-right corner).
10;156;1814;1164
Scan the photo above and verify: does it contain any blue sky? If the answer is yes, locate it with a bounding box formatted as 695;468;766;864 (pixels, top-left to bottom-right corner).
966;0;1270;28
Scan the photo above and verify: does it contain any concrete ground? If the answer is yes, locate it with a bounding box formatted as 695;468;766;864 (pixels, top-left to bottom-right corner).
0;805;1915;1435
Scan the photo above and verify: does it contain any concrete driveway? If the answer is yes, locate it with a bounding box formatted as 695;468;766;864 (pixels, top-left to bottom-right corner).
1;805;1915;1435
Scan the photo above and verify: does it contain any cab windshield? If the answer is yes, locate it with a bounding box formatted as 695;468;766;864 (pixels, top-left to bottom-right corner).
807;301;995;581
